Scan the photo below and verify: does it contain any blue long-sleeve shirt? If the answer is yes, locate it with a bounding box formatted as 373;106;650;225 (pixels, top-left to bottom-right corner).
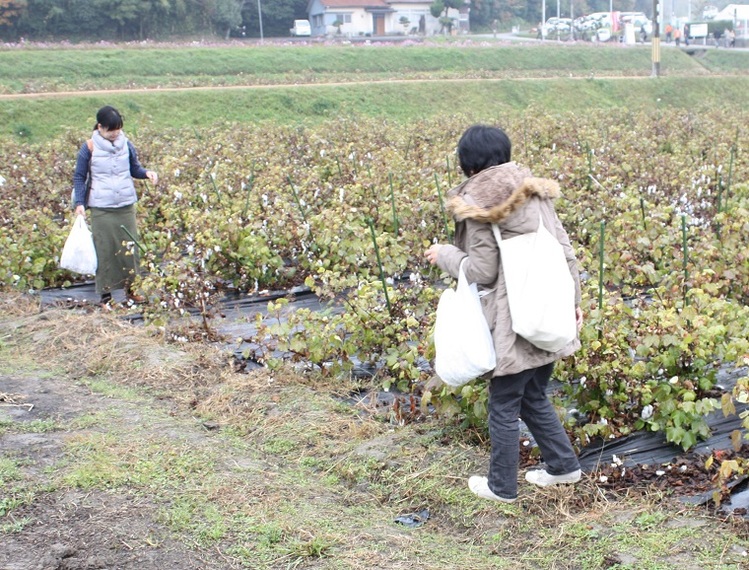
72;140;149;208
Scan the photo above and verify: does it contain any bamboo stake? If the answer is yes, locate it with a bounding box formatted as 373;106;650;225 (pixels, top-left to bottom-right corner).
120;225;146;254
388;173;400;236
242;174;255;220
682;214;689;306
367;220;392;316
598;221;605;313
286;176;308;223
434;173;451;240
209;173;222;205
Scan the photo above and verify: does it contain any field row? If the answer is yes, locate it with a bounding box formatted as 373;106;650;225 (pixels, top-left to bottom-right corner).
2;109;749;453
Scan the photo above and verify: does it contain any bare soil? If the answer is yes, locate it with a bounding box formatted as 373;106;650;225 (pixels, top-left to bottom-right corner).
1;374;222;570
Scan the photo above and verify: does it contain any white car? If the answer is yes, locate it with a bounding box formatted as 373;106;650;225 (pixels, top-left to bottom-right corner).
542;17;572;36
290;19;311;37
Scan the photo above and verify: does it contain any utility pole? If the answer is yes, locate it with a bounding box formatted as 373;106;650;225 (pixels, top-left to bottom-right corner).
257;0;264;43
570;0;575;40
652;0;661;76
542;0;546;40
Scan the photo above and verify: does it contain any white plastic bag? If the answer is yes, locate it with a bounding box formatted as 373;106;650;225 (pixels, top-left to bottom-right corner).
59;215;97;275
434;261;496;387
492;213;576;353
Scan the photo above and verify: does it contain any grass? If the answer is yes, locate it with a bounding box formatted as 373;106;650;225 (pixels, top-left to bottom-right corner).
1;306;748;568
1;41;749;142
0;43;708;91
4;75;749;142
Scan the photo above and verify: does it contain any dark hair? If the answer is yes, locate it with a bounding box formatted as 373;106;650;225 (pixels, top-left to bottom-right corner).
94;106;124;131
457;125;512;177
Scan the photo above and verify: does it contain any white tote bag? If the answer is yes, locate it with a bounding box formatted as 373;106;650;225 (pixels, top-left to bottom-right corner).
492;213;576;353
59;215;98;275
434;261;496;387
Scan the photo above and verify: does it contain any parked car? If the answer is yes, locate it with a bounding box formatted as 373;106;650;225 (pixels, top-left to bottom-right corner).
290;19;311;37
541;17;572;37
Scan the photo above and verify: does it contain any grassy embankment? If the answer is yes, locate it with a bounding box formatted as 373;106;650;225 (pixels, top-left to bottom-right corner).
1;42;749;141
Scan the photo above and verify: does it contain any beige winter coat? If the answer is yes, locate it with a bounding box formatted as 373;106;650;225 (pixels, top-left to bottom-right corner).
435;162;582;377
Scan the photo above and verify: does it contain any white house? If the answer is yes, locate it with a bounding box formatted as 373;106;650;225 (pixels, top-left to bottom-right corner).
713;4;749;36
306;0;467;37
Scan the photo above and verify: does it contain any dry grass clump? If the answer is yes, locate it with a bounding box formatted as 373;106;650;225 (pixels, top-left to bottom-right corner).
0;292;41;317
0;296;381;445
0;300;232;404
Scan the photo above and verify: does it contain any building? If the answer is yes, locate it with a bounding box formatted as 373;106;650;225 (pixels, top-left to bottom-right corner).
713;3;749;36
306;0;468;37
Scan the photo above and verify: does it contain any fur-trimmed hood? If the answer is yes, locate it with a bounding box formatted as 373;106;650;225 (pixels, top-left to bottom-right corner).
446;162;561;224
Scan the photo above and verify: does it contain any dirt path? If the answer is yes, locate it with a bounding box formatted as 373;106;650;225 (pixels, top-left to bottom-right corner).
0;373;228;570
0;74;656;101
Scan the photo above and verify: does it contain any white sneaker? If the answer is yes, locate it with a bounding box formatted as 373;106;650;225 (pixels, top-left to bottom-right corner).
468;476;517;503
525;469;582;487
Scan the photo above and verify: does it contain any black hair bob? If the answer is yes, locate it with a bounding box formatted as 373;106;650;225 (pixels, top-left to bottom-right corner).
457;124;512;177
95;106;124;131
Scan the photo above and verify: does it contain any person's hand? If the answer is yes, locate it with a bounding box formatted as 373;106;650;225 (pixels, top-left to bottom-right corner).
424;244;442;265
75;205;85;217
146;170;159;185
575;306;584;331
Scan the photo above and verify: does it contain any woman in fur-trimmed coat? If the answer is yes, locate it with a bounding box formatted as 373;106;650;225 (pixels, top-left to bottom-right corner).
425;125;584;503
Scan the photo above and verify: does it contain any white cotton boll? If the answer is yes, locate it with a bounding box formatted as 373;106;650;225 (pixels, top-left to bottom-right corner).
599;475;609;483
339;188;345;202
173;169;180;177
669;376;679;384
641;405;654;420
385;277;394;285
173;191;183;201
0;175;5;187
656;470;666;476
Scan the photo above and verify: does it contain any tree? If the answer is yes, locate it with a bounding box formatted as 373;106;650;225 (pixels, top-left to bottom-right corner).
430;0;463;33
240;0;306;38
0;0;26;28
212;0;243;39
